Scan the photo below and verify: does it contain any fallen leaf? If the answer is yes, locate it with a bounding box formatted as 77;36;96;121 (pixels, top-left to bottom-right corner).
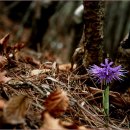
0;33;10;45
0;100;5;110
6;42;25;61
0;71;11;84
39;112;67;130
59;63;76;71
23;56;40;67
3;95;31;124
0;100;6;129
40;112;89;130
52;62;59;75
12;42;25;51
44;88;69;117
31;69;51;76
62;122;89;130
0;55;7;68
0;34;10;54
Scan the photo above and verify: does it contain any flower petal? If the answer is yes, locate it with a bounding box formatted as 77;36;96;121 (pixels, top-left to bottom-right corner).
88;59;127;84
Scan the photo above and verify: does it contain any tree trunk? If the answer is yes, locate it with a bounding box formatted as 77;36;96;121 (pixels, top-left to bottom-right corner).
82;1;104;67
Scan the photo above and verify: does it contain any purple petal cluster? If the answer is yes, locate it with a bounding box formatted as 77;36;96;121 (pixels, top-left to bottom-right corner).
88;59;127;84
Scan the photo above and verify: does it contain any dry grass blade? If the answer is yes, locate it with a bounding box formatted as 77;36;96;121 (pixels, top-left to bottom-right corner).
71;98;105;126
46;76;66;86
44;88;69;117
3;94;31;124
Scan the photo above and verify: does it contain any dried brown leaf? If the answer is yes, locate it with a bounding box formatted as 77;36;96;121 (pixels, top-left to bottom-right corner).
40;112;89;130
23;56;40;67
0;71;11;83
0;100;5;110
78;126;90;130
52;62;59;75
0;55;8;68
31;69;51;76
0;34;10;46
0;34;10;54
0;100;6;126
5;43;25;61
40;112;67;130
44;88;69;117
59;63;76;71
12;42;25;51
61;121;88;130
3;95;31;124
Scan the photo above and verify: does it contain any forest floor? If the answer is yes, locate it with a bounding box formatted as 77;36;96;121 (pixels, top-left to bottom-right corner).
0;2;130;130
0;34;129;130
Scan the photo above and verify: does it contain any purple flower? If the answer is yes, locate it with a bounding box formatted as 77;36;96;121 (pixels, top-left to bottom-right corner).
88;58;127;84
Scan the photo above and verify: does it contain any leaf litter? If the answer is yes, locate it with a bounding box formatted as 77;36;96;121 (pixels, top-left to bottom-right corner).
0;34;129;130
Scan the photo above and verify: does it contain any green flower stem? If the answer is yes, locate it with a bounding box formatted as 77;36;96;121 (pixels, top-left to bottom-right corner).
103;85;109;121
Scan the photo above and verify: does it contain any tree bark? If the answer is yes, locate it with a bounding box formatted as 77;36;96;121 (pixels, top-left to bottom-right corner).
82;1;104;67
